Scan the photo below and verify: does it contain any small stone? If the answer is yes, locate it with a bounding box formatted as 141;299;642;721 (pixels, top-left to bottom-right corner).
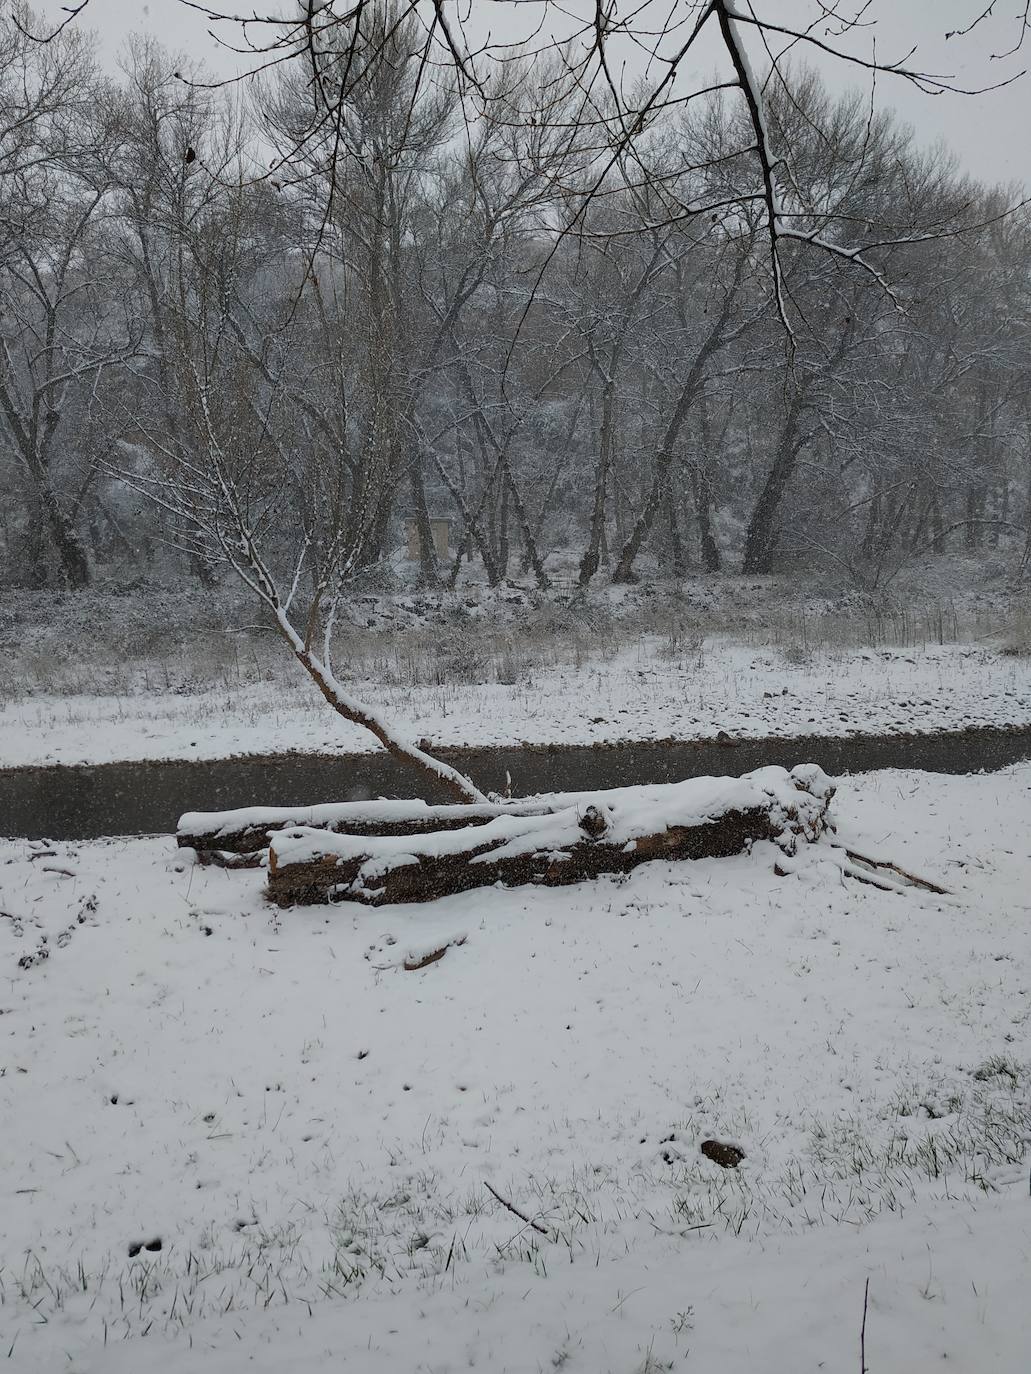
700;1139;745;1169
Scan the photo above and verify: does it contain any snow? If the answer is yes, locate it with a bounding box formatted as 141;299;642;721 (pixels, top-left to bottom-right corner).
177;796;548;840
4;640;1031;769
3;766;1030;1370
72;1198;1031;1372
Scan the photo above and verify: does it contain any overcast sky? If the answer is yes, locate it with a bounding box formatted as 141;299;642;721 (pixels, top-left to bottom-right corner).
36;0;1031;189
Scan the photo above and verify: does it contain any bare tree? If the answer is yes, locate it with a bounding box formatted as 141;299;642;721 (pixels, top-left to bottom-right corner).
130;2;1024;335
108;163;487;800
80;26;468;798
0;13;131;586
5;2;1029;700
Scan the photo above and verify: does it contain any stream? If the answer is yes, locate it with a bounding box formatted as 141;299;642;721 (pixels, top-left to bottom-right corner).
3;725;1031;840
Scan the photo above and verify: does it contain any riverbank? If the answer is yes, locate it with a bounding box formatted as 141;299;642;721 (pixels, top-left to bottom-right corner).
4;639;1031;772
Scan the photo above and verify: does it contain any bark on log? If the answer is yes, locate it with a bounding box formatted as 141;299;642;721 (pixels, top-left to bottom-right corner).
265;766;834;908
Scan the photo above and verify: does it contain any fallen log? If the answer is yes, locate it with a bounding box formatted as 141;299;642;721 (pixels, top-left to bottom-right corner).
178;796;569;864
266;765;834;907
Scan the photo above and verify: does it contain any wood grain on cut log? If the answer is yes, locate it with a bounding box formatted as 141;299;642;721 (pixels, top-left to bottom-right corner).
265;766;834;908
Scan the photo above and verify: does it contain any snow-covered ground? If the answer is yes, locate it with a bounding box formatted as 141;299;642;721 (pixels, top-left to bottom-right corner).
2;766;1030;1371
4;640;1031;768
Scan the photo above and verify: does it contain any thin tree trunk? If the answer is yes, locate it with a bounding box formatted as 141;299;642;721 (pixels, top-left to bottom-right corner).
667;487;685;576
691;393;721;573
612;255;748;583
431;448;502;586
409;451;439;586
689;464;721;572
504;465;551;588
579;379;615;586
497;472;510;579
39;482;91;588
740;402;805;575
860;485;880;562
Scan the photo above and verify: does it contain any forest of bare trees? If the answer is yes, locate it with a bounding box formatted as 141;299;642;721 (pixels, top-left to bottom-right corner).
2;2;1030;602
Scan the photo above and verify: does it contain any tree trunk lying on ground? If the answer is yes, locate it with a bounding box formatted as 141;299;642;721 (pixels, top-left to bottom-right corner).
264;765;834;907
178;796;592;865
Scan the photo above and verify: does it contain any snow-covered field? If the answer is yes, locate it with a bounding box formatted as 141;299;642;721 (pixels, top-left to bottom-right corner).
4;640;1031;768
3;766;1030;1371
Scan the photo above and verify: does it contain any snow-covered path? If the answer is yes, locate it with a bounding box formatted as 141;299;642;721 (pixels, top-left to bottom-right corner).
2;767;1030;1371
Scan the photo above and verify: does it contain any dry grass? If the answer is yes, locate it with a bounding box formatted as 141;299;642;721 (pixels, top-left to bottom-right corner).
5;1059;1026;1353
0;579;1021;706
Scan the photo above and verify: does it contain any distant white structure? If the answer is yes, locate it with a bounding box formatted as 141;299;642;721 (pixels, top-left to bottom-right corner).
405;517;451;562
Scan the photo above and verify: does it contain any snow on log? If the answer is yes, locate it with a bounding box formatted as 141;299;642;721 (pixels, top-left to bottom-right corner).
265;765;834;907
177;797;565;863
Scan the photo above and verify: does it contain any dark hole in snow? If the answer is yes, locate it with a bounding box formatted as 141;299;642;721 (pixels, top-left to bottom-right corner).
202;1112;216;1123
201;925;213;937
145;1238;162;1252
357;1049;370;1060
700;1139;745;1169
127;1237;162;1257
109;1094;118;1105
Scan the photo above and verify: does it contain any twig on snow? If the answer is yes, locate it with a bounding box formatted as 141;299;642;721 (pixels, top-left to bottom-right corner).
484;1181;550;1237
860;1276;870;1373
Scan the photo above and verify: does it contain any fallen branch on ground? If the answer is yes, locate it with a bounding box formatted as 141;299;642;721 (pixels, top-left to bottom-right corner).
841;840;951;895
484;1181;551;1237
265;766;834;907
403;934;467;970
